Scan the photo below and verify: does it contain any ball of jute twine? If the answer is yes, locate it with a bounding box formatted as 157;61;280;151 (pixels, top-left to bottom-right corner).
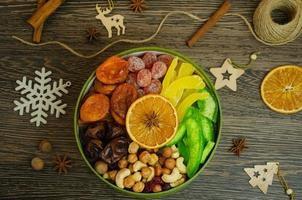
12;0;302;58
253;0;302;45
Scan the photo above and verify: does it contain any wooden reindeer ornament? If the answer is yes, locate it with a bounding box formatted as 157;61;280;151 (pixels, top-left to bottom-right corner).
95;0;126;38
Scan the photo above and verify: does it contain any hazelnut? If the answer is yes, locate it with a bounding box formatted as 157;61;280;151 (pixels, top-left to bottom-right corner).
124;176;135;188
128;164;134;173
39;140;52;153
154;165;162;176
109;170;117;181
31;157;44;171
95;161;108;175
103;172;109;179
139;151;151;164
158;156;166;166
152;184;162;193
162;147;172;158
132;182;145;193
164;158;176;169
141;167;152;179
153;148;159;153
148;153;158;166
162;168;171;175
118;159;128;169
128;153;138;164
128;142;139;154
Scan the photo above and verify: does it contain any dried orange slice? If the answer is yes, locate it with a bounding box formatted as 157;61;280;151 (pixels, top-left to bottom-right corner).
261;65;302;114
126;94;178;149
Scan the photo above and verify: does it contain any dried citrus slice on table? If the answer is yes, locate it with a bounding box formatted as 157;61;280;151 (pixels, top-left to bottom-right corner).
261;65;302;114
126;95;178;149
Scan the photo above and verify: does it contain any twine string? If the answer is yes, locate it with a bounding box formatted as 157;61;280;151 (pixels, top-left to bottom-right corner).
12;0;302;59
277;165;294;200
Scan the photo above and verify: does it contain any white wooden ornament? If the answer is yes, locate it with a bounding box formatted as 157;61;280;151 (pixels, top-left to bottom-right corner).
95;3;126;38
210;58;245;91
244;162;279;194
13;67;71;127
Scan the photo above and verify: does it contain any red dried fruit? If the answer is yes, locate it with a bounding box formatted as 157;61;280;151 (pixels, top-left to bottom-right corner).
128;56;145;72
126;73;139;89
142;52;157;69
151;61;167;79
111;83;138;120
143;182;153;193
152;176;164;185
144;79;162;94
137;69;152;87
96;56;129;84
137;89;145;97
158;54;173;66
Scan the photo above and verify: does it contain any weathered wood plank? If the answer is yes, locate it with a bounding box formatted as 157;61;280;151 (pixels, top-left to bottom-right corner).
0;0;301;199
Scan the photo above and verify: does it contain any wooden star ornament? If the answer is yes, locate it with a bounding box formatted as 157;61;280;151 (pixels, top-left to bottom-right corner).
210;58;245;91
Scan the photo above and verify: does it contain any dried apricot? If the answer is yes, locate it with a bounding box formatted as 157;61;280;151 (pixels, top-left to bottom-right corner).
80;94;110;122
111;109;125;125
96;56;129;84
111;83;138;120
94;79;117;95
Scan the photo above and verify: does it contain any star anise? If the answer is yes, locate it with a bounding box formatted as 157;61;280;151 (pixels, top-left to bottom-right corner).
53;154;72;174
86;27;100;42
229;137;248;157
130;0;146;13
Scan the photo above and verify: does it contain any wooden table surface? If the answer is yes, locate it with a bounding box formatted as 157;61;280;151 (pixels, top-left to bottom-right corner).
1;0;301;199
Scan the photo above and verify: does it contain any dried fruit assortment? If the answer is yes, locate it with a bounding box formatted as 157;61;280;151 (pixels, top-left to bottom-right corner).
79;52;219;193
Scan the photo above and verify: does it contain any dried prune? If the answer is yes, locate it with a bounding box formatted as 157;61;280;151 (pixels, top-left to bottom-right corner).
85;139;104;163
85;122;106;140
100;137;130;165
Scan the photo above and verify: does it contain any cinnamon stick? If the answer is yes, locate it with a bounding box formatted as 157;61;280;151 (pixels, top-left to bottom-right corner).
27;0;64;30
33;0;48;43
186;0;231;47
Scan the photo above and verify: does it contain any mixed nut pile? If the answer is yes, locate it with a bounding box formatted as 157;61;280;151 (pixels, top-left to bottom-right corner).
95;142;187;192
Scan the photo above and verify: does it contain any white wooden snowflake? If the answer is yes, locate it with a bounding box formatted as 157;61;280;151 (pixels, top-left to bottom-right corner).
13;67;71;127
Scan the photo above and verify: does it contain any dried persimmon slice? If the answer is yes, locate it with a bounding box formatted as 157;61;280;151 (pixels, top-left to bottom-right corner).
111;83;138;122
96;56;129;84
80;94;110;123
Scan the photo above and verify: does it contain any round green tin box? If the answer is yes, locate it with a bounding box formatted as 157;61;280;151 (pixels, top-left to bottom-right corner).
74;47;222;198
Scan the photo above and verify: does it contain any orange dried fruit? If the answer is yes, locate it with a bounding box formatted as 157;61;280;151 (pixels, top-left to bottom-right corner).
261;65;302;114
111;83;138;122
111;109;125;125
94;79;117;95
126;94;178;149
96;56;129;84
80;94;110;122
